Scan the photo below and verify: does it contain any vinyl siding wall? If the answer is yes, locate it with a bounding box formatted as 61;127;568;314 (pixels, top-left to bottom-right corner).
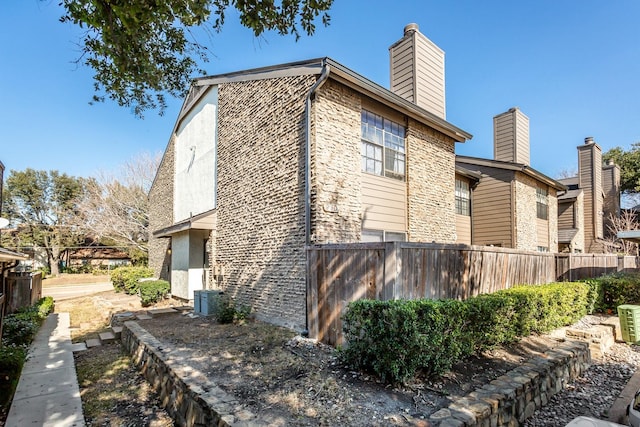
493;108;530;165
361;173;406;233
466;166;514;247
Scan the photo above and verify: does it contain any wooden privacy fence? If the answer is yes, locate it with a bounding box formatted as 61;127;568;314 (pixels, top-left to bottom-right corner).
306;242;639;346
5;272;42;315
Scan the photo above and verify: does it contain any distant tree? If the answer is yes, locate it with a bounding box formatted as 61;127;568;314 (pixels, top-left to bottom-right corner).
605;210;640;256
555;167;578;180
3;169;88;275
76;152;161;264
58;0;334;116
603;143;640;195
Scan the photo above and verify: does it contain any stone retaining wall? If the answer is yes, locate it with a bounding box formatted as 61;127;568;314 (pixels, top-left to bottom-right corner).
429;341;591;426
122;320;590;427
121;321;265;427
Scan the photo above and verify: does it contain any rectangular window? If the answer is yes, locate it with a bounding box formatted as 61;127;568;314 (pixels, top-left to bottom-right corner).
536;187;548;220
361;110;405;180
361;229;406;242
537;246;549;253
455;179;471;216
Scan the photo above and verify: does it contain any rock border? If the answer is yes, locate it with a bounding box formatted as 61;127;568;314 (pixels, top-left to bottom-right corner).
122;320;590;427
429;341;591;426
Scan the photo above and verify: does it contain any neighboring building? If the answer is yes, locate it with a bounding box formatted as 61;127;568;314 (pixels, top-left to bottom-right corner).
149;24;473;330
557;137;621;253
454;165;480;245
456;108;565;252
64;238;132;271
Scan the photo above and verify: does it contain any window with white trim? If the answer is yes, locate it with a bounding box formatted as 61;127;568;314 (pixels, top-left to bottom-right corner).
536;187;548;220
455;179;471;216
362;229;406;242
361;110;406;180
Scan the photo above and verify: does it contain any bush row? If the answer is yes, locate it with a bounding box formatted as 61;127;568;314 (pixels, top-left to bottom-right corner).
583;272;640;312
341;281;592;384
111;266;154;295
0;297;55;409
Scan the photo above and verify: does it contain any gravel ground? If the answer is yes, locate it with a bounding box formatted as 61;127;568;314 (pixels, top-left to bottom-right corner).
524;316;640;427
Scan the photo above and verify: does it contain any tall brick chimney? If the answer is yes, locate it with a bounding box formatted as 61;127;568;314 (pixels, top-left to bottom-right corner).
389;23;446;119
493;107;530;165
578;137;604;251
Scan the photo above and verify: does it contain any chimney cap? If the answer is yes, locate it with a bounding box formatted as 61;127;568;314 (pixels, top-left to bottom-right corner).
606;158;615;166
585;137;594;144
404;23;419;35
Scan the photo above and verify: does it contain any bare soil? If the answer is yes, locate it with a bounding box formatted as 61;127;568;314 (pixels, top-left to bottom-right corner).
137;312;565;426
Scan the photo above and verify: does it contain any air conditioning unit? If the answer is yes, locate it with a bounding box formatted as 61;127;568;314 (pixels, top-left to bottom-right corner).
193;290;224;316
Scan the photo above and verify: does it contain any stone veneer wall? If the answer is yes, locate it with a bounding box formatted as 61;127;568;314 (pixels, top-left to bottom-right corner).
148;137;175;281
215;75;315;331
406;119;457;242
429;340;590;426
311;80;362;243
513;174;559;253
513;174;538;251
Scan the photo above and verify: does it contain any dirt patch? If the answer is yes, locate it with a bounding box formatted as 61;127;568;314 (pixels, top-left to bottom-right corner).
137;313;566;426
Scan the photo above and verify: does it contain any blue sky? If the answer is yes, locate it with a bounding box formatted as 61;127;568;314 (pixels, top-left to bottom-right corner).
2;1;639;180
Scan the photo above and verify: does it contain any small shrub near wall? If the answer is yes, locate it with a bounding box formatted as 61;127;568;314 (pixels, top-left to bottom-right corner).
111;266;154;295
584;272;640;312
341;281;593;384
139;280;170;306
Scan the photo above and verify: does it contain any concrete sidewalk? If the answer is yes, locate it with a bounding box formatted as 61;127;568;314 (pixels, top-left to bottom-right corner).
5;313;85;427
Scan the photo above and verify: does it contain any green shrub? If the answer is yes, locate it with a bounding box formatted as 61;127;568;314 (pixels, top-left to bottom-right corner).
341;281;592;384
584;272;640;312
215;294;251;324
2;297;55;347
110;266;154;294
0;345;27;408
139;280;170;306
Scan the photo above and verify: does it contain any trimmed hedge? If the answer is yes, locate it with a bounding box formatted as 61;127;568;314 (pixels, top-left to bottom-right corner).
583;272;640;312
341;281;592;383
139;280;170;306
111;266;154;295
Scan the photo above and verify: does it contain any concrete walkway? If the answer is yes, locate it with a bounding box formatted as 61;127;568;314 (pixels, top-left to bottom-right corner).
5;313;85;427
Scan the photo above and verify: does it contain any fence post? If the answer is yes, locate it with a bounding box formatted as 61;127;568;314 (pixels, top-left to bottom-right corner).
383;242;398;301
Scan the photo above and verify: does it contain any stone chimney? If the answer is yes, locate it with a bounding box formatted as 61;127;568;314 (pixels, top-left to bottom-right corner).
493;107;530;165
578;137;604;250
389;23;446;119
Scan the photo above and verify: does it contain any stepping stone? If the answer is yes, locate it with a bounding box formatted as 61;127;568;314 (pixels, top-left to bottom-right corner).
173;306;193;312
86;338;102;348
70;342;88;352
147;308;178;318
99;331;117;344
136;314;152;320
111;326;123;338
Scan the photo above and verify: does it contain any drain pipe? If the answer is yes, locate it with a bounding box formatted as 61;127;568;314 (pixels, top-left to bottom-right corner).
303;59;330;337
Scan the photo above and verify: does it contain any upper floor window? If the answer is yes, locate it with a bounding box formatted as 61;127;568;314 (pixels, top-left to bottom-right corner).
455;179;471;216
536;187;548;220
361;110;406;180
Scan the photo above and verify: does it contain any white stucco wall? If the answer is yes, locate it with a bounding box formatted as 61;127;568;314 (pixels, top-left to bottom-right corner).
171;230;208;300
174;87;218;222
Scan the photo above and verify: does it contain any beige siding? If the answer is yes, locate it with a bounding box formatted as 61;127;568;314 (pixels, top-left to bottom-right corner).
389;25;445;119
558;201;575;229
493;108;530;165
465;166;514;247
536;218;549;248
361;173;406;233
455;214;472;244
579;141;604;251
602;163;620;239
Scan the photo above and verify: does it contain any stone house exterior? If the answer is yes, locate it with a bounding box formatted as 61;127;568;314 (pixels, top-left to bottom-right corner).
455;108;565;252
148;25;473;331
557;137;621;253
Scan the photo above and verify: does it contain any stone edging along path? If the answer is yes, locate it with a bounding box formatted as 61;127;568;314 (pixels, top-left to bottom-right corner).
121;320;591;427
